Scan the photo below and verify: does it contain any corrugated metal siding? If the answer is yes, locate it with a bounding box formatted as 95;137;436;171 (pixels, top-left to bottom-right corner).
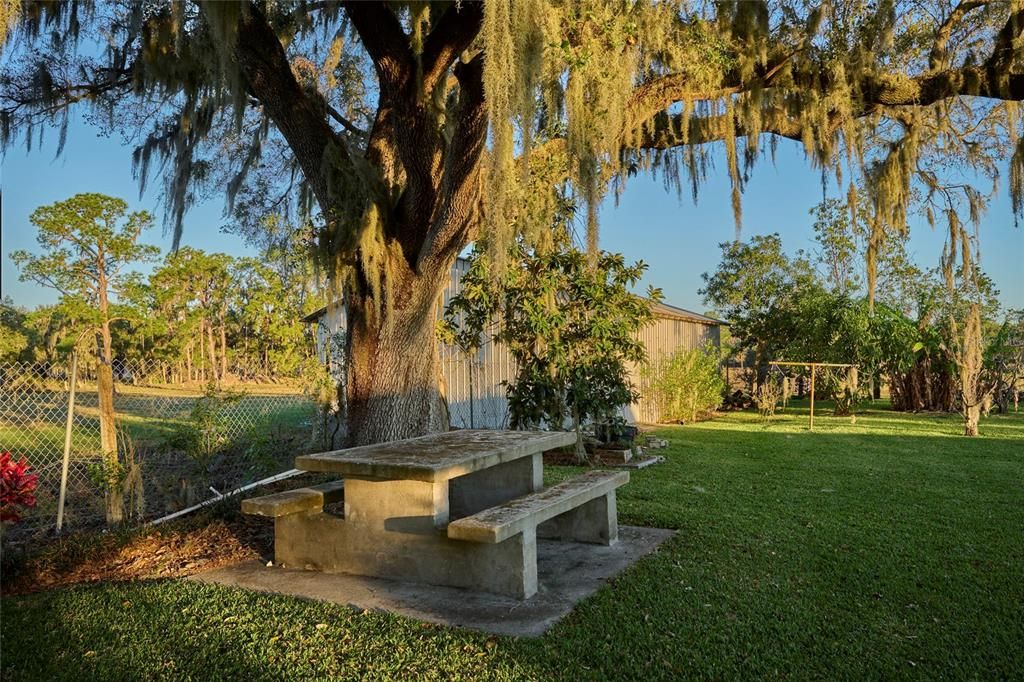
441;259;518;429
624;316;720;423
314;259;720;428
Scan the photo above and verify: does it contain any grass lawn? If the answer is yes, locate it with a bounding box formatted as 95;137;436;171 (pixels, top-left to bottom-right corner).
2;403;1022;680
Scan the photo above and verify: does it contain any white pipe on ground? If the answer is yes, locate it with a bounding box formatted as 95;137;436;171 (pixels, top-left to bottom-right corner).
147;468;305;527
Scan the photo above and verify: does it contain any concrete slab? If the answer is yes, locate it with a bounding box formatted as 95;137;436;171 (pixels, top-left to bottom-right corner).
611;455;665;470
190;525;675;638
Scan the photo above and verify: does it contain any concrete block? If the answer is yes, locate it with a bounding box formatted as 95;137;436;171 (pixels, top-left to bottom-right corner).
448;453;542;519
343;476;449;531
272;511;540;598
447;470;628;544
241;480;344;518
537;492;618;546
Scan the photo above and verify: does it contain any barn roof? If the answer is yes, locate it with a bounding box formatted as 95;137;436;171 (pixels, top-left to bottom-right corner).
303;305;331;324
304;300;724;326
650;302;725;326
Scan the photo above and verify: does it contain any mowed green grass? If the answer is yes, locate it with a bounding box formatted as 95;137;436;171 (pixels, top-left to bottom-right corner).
2;403;1022;680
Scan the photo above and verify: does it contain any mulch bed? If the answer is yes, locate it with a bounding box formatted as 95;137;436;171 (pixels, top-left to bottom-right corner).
1;473;346;596
1;514;274;596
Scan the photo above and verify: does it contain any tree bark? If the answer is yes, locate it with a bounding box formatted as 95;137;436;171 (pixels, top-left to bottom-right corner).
206;319;219;385
224;2;486;446
964;402;981;436
343;258;451;445
219;318;228;381
198;324;206;382
96;271;123;525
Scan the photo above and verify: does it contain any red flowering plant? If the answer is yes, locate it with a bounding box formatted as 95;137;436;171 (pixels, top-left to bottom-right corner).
1;451;39;524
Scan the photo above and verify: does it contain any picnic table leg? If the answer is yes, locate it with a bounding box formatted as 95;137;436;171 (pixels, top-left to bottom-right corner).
537;491;619;546
343;476;450;531
448;453;544;519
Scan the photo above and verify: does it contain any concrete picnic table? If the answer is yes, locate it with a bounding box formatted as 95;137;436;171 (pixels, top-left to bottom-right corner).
243;429;628;599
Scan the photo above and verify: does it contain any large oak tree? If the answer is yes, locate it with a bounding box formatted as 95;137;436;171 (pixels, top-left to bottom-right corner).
2;1;1021;444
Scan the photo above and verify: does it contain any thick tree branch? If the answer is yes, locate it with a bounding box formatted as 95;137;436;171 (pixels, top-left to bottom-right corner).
625;55;791;132
636;68;1024;150
638;107;805;149
929;0;990;71
420;2;485;96
343;2;485;269
230;2;342;211
343;2;411;209
419;52;487;276
986;3;1024;72
342;1;412;92
862;67;1024;105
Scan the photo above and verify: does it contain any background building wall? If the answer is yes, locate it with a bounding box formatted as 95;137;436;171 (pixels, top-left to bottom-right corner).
310;259;722;428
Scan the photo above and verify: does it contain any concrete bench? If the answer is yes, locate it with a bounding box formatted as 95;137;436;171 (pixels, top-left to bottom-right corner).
241;431;629;599
448;469;628;546
241;480;344;518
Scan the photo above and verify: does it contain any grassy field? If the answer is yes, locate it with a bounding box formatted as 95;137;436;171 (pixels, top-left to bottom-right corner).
2;402;1022;680
1;389;316;458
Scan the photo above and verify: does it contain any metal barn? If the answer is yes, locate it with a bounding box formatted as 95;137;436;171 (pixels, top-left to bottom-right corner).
305;258;722;427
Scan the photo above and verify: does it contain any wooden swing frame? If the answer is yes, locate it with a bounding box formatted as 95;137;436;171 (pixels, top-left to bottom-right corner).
769;361;858;431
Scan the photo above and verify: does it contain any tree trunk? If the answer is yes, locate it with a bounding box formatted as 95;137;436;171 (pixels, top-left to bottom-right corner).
964;402;981;436
198;326;206;382
754;343;767;390
96;324;122;523
572;408;586;464
225;2;486;446
206;320;219;385
219;318;228;381
343;263;450;446
959;303;985;436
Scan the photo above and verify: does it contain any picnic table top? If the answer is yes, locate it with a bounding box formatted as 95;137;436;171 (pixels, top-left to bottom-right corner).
295;429;576;482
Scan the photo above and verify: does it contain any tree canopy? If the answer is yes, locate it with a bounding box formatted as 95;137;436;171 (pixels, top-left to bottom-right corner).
3;0;1021;443
3;1;1020;280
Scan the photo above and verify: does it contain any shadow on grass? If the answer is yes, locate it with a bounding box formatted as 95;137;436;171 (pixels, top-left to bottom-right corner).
1;577;551;681
4;408;1023;680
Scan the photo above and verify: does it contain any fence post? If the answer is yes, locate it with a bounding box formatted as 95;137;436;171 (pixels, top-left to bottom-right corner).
56;350;79;532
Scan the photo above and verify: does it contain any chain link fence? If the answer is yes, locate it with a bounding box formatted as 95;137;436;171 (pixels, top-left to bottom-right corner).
1;358;319;537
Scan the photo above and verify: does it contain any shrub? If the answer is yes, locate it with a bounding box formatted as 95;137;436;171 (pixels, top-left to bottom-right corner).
1;452;39;524
754;376;785;422
645;345;725;424
443;236;660;461
165;382;243;483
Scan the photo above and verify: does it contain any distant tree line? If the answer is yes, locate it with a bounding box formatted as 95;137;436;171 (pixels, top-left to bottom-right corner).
701;196;1023;434
2;194;324;385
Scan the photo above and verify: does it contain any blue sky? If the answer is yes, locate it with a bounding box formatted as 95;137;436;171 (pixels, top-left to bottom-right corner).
2;113;1022;314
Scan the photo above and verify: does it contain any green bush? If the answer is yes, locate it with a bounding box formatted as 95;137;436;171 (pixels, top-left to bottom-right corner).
645;344;724;424
164;382;243;483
